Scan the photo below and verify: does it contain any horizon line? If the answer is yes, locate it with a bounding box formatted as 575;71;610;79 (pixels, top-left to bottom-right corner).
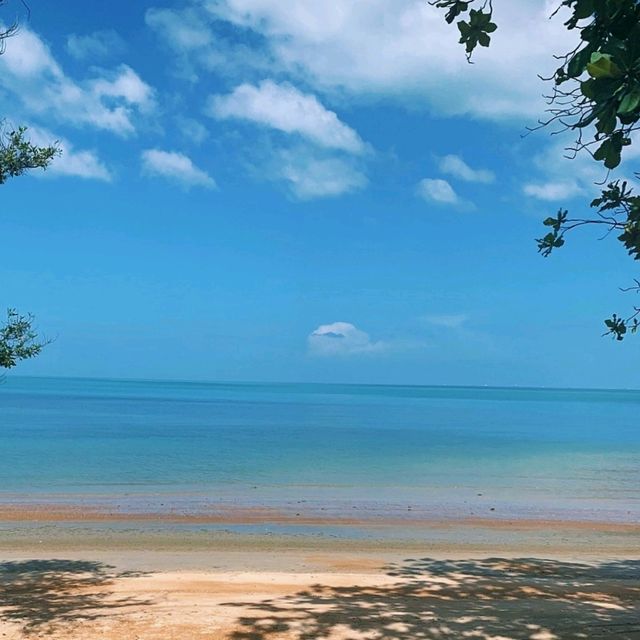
6;374;640;394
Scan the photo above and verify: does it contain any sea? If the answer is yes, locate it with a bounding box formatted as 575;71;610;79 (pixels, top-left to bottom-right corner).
1;376;639;523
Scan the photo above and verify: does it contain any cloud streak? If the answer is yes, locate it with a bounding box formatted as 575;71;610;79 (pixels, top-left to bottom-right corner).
141;149;216;189
66;30;127;61
439;154;495;183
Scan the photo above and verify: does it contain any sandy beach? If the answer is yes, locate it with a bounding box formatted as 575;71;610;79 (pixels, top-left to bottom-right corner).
1;507;639;639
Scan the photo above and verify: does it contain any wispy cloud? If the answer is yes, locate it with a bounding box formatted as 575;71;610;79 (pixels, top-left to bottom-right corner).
308;322;386;356
66;30;127;61
141;149;216;189
176;117;209;145
523;181;583;201
522;137;605;202
439;154;494;184
146;7;213;51
273;147;367;199
208;80;366;154
423;313;467;329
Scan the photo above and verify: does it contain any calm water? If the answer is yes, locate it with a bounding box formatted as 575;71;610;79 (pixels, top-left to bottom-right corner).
1;376;639;521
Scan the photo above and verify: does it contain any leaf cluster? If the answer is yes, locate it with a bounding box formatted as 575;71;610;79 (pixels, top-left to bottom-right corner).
552;0;640;170
429;0;497;59
0;309;49;369
0;126;59;184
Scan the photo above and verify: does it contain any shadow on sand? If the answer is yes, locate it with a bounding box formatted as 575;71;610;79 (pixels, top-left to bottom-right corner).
0;559;150;632
227;557;640;639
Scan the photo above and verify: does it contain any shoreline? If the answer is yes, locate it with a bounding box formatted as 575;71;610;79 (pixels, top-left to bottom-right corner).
1;500;639;528
2;502;639;563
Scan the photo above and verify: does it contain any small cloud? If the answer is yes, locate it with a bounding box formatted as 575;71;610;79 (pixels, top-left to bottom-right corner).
439;154;494;184
208;80;366;154
66;30;127;61
523;180;583;201
91;64;155;112
25;125;111;181
417;178;461;205
423;314;467;329
275;148;367;199
308;322;386;356
141;149;216;189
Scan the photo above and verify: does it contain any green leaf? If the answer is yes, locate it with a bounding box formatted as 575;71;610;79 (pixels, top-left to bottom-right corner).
618;88;640;114
580;78;595;98
573;0;595;20
604;147;622;169
593;139;611;161
596;110;617;135
568;47;594;78
586;52;622;78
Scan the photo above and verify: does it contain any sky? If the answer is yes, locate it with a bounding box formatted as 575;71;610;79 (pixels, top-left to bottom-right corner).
1;0;639;388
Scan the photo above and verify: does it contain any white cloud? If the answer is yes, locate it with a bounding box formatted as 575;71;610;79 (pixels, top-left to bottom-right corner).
141;149;216;189
522;137;606;202
66;30;127;60
308;322;386;356
423;314;467;329
208;80;366;154
23;125;112;181
203;0;575;122
439;154;494;184
273;147;367;199
523;181;583;201
0;27;154;136
417;178;460;205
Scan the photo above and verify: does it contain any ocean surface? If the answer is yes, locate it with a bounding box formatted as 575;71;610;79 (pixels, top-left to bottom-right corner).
1;376;639;522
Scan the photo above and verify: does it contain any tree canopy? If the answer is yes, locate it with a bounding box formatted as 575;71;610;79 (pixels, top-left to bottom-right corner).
0;126;59;184
0;3;59;368
0;309;49;369
432;0;640;339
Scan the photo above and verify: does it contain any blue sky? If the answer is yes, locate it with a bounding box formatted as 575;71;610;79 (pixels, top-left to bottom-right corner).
1;0;639;387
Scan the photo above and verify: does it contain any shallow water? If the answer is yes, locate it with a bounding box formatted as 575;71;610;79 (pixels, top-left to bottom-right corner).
1;376;639;521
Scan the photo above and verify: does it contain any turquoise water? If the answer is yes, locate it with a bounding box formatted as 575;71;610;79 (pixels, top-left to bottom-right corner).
1;376;639;521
